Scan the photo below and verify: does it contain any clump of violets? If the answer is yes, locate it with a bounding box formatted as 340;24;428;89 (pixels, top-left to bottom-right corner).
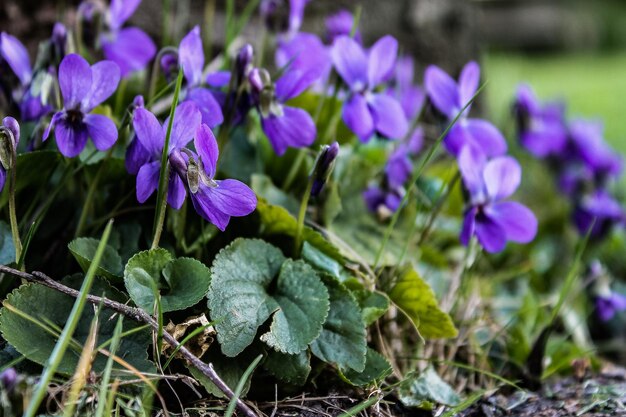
331;35;408;143
44;54;120;157
458;145;537;253
425;61;506;157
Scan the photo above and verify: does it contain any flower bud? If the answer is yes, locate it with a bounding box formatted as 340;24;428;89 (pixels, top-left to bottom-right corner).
0;117;19;170
0;368;17;392
235;44;254;87
132;95;145;109
159;51;179;83
51;23;68;60
310;141;339;196
77;1;104;50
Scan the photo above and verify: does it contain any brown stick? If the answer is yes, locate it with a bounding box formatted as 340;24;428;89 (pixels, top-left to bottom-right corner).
0;265;258;417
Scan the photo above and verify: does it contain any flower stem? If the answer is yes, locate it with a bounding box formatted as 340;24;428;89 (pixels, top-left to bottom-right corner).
8;159;22;266
294;179;313;257
282;149;306;191
151;69;184;249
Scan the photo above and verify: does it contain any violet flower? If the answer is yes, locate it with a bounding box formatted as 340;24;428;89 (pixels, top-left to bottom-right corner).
425;62;507;157
389;56;426;122
568;119;622;181
326;9;361;43
178;26;224;128
573;190;624;239
101;0;156;77
458;145;537;253
44;54;120;157
363;185;403;216
169;124;257;231
310;141;339;196
276;32;331;87
514;84;567;158
331;35;409;142
385;128;424;189
131;101;202;209
595;292;626;321
250;67;317;155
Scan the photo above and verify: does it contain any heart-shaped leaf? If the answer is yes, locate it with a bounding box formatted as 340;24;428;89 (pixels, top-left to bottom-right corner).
69;237;123;280
264;349;311;386
124;249;211;313
339;347;392;387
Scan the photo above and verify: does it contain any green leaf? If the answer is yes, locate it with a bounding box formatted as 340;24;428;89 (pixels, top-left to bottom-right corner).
0;221;15;265
310;277;366;372
398;367;461;408
339;347;392;387
208;239;329;356
256;199;344;263
251;174;299;214
263;349;311;386
68;237;123;280
187;347;256;399
385;266;457;339
259;259;330;354
124;250;211;313
0;276;154;375
352;289;390;326
302;241;342;279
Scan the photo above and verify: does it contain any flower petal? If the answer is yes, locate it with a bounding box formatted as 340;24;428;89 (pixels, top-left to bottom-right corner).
185;88;224;128
460;207;477;246
108;0;142;30
458;144;487;198
136;160;161;203
367;35;397;86
342;94;374;142
167;101;202;152
0;32;32;85
179;26;204;86
331;36;367;90
191;179;257;231
167;171;187;209
276;33;331;86
102;27;156;77
84;114;118;151
59;54;92;108
475;213;507;253
133;107;163;158
483;156;521;200
368;93;409;140
81;60;120;111
125;135;151;175
55;117;89;157
194;124;219;178
458;61;480;107
275;68;317;101
488;201;537;244
43;112;63;141
363;186;385;213
464;119;508;157
261;106;316;155
424;64;458;118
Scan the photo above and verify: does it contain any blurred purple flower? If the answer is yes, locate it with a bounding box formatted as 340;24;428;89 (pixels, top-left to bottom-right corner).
325;9;361;43
384;127;423;189
568;119;622;180
0;368;17;392
178;26;224;128
276;32;331;88
389;56;425;122
169;124;257;230
573;190;624;238
331;35;409;142
458;145;537;253
250;67;317;155
43;54;120;157
100;0;156;77
514;84;567;158
425;62;507;157
130;101;201;209
363;185;403;215
595;292;626;321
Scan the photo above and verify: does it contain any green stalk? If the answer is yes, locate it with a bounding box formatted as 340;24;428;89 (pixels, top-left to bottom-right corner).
282;149;307;191
372;82;488;272
294;179;313;257
94;316;123;417
151;69;184;249
24;220;114;417
8;155;21;265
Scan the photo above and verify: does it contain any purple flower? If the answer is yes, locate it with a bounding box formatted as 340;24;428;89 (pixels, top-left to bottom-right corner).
0;116;20;191
130;101;202;209
384;127;423;189
331;35;409;142
250;67;317;155
458;145;537;253
389;56;426;121
514;84;567;158
0;32;32;86
101;0;156;77
43;54;120;157
178;26;224;128
425;62;507;157
568;119;622;180
325;9;361;43
595;292;626;321
0;368;17;392
363;185;403;216
276;32;331;88
573;190;624;238
169;124;257;231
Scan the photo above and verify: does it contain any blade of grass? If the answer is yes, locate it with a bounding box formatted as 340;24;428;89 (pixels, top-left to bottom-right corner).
16;220;38;270
104;379;120;417
95;316;124;417
373;82;488;272
224;354;263;417
440;390;486;417
24;219;114;417
151;69;184;249
337;395;380;417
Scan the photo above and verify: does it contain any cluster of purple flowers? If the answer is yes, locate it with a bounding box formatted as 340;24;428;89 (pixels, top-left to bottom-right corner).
514;84;625;239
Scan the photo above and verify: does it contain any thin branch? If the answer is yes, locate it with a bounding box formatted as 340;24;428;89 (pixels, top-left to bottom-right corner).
0;265;258;417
